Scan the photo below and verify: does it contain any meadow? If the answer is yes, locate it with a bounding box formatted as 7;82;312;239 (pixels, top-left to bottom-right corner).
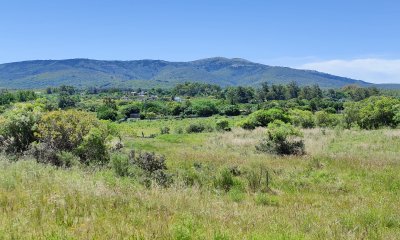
1;118;399;239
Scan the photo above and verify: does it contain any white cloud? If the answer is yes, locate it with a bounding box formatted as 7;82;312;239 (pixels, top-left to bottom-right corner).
298;59;400;84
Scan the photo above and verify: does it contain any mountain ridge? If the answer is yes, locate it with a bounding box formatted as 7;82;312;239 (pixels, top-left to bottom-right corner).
0;57;397;89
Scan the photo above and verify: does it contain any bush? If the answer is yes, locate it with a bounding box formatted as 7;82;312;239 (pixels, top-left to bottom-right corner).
144;112;157;119
76;127;110;164
289;109;315;128
343;96;400;129
0;103;42;153
133;152;167;174
251;108;290;126
97;106;118;121
132;151;172;187
256;120;305;155
30;142;60;165
119;103;141;118
35;110;110;165
239;108;289;129
141;101;166;115
237;118;256;130
394;104;400;126
220;105;241;116
315;111;340;128
186;123;210;133
192;100;219;117
37;110;99;151
57;151;80;168
216;119;231;131
167;102;183;116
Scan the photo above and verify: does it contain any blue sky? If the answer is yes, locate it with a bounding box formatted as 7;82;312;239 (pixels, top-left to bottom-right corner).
1;0;400;83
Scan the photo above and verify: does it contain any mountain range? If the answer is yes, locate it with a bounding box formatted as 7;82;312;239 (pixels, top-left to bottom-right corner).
0;57;398;89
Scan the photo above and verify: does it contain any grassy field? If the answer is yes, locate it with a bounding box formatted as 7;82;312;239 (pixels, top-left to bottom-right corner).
0;121;400;239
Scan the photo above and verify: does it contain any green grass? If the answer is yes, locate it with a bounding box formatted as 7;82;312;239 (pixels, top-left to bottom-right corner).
0;123;400;239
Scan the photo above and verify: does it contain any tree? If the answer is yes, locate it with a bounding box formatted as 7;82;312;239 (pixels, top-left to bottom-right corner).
267;84;286;100
255;82;269;103
286;81;300;99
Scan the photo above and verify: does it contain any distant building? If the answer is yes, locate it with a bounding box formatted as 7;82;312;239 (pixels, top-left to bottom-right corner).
173;96;182;102
148;95;158;100
129;113;140;118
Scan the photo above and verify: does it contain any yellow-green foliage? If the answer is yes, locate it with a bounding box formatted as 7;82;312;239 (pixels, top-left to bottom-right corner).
0;103;43;152
36;109;100;151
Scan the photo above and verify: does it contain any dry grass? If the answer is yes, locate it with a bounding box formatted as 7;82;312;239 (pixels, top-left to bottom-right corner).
0;127;399;239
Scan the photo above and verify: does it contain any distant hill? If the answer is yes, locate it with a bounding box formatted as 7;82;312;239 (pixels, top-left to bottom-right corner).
0;57;397;89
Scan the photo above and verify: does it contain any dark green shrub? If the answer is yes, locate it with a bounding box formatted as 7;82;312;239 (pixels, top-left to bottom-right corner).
119;103;141;118
186;123;205;133
132;151;172;187
216;119;231;131
220;105;241;116
133;152;167;174
76;127;110;164
251;108;290;126
58;94;78;109
237;118;256;130
97;106;118;121
192;100;219;117
256;120;305;155
152;169;173;187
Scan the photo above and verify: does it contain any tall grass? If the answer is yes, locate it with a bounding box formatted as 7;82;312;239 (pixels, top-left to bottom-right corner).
0;127;399;239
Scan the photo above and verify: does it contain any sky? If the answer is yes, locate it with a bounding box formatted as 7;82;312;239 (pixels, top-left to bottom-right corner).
1;0;400;83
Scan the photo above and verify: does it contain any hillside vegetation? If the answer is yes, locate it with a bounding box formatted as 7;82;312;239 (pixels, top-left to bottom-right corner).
0;57;376;89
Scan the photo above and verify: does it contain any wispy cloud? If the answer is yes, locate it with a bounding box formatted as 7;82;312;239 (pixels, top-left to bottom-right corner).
298;59;400;84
